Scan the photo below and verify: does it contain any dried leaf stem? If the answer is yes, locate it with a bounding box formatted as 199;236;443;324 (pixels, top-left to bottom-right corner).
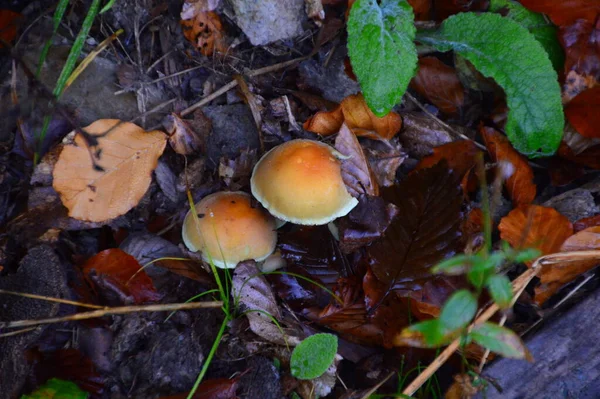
400;250;600;397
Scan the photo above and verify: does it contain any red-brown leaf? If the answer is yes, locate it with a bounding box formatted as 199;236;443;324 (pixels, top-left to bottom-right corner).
0;10;21;46
565;86;600;138
574;214;600;232
366;162;463;305
481;126;536;207
410;57;465;114
408;0;431;21
414;140;481;179
181;11;228;55
561;19;600;100
82;249;161;304
520;0;600;26
558;141;600;169
535;226;600;304
499;205;573;263
548;158;585;187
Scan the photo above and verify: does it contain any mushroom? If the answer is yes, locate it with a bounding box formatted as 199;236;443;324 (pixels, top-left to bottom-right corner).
182;191;277;269
251;139;358;225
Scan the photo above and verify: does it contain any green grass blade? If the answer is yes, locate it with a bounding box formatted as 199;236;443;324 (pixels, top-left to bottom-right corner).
36;0;70;77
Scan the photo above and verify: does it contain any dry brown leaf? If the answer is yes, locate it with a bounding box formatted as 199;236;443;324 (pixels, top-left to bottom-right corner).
363;139;406;187
499;205;573;265
164;113;206;155
180;0;221;19
304;94;402;140
181;11;228;55
414;140;481;179
53;119;167;222
481;126;536;207
535;226;600;304
335;123;379;197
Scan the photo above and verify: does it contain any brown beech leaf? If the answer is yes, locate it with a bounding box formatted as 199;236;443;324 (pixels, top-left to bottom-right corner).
414;140;481;179
558;141;600;169
548;158;585;187
565;86;600;138
181;11;228;55
410;56;465;114
366;162;463;305
53;120;167;222
481;126;536;207
304;94;402;140
408;0;431;21
520;0;600;26
561;19;600;100
335;123;379;197
499;205;573;263
161;377;238;399
82;249;161;304
574;214;600;232
363;139;406;187
334;195;399;253
164;112;208;155
535;227;600;304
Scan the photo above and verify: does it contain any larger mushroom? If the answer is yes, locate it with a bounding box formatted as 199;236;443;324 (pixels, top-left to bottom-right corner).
182;191;277;269
251;139;358;225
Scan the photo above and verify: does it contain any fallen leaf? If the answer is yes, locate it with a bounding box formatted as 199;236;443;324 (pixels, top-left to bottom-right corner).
161;377;239;399
574;214;600;232
481;126;536;207
399;113;454;158
408;0;432;21
219;148;258;190
304;94;402;140
181;11;228;55
334;195;399;253
0;10;21;46
52;119;167;222
519;0;600;26
565;86;600;138
563;122;600;155
366;162;463;306
362;139;406;187
164;113;205;155
413;140;481;180
557;141;600;169
499;205;573;263
535;227;600;304
548;158;585;187
432;0;488;22
335;123;379;197
82;248;162;304
410;56;465;114
561;19;600;100
180;0;221;19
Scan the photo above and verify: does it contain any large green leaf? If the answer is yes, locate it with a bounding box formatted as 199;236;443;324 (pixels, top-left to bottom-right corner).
418;13;564;157
347;0;417;116
490;0;564;72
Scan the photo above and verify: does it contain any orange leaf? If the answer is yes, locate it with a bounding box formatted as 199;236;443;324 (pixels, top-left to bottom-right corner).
481;126;536;207
181;11;228;55
414;140;481;178
499;205;573;263
304;94;402;140
565;86;600;138
410;56;465;114
574;214;600;232
0;10;21;46
535;226;600;304
82;249;161;304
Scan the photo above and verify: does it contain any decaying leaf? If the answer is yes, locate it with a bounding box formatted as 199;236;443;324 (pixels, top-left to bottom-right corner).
161;377;239;399
366;162;463;304
565;86;600;139
561;19;600;100
164;113;206;155
180;0;221;20
481;126;536;207
181;10;228;55
414;140;481;180
558;141;600;170
218;148;258;190
519;0;600;26
499;205;573;264
304;94;402;140
53;119;167;222
574;214;600;232
363;139;406;187
535;226;600;304
410;56;465;114
82;248;162;304
335;123;379;197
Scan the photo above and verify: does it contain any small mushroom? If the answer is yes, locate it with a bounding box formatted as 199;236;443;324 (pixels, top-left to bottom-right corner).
182;191;277;269
251;139;358;225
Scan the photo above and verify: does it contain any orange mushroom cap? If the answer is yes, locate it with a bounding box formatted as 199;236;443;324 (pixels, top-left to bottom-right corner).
182;191;277;269
250;139;358;225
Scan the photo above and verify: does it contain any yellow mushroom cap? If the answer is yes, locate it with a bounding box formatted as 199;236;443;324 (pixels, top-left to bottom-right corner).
182;191;277;269
250;139;358;225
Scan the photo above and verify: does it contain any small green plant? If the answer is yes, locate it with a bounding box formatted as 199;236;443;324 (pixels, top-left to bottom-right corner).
347;0;564;157
290;333;338;380
21;378;88;399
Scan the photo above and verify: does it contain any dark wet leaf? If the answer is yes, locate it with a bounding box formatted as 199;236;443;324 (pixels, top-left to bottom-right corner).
413;140;481;180
362;139;406;187
12;118;72;160
548;158;585;187
366;162;463;304
432;0;488;22
470;322;532;360
335;123;379;197
161;377;239;399
519;0;600;26
334;195;399;253
565;86;600;139
561;19;600;101
82;249;162;304
574;214;600;232
410;56;465;114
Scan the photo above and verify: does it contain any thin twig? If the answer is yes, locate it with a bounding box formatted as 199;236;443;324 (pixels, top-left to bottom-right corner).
0;288;104;309
234;74;264;152
399;250;600;397
1;301;223;330
0;327;38;338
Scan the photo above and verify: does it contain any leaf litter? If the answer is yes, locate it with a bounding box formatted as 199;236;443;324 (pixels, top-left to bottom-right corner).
3;0;600;398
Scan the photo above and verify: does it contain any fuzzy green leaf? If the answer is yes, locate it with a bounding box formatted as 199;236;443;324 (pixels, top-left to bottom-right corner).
290;333;338;380
471;322;531;360
418;12;563;157
21;378;88;399
347;0;417;116
486;274;514;309
439;290;477;332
